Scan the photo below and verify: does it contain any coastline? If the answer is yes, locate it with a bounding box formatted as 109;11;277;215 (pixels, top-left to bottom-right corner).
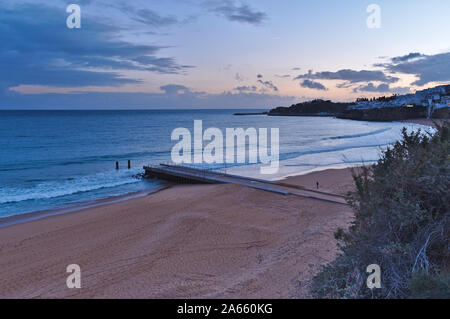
0;186;171;229
0;118;438;298
0;167;356;298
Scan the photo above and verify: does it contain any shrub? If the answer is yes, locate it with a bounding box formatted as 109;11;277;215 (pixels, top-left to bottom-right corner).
311;121;450;298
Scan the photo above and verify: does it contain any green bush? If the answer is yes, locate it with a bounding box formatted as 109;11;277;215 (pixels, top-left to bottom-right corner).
311;121;450;299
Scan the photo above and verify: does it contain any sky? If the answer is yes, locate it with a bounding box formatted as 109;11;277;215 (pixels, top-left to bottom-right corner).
0;0;449;109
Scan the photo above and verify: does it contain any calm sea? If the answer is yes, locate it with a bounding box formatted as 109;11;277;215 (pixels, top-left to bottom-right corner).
0;110;426;218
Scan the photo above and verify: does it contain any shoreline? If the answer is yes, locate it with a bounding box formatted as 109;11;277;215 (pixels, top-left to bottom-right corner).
0;162;364;228
0;119;436;298
0;117;438;229
0;162;364;229
0;167;356;298
0;186;171;229
276;162;372;181
260;111;446;128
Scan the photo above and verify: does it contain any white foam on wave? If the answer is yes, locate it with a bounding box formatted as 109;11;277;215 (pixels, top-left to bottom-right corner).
227;123;430;180
0;168;143;204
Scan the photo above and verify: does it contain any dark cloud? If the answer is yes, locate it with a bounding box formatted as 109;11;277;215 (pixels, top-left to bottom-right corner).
294;69;399;84
160;84;191;95
133;56;193;73
119;4;179;27
391;52;425;63
275;74;290;78
336;82;353;89
378;52;450;86
0;3;192;91
257;80;278;92
300;79;327;91
214;0;267;25
353;83;410;94
353;83;390;93
293;51;449;91
234;85;257;93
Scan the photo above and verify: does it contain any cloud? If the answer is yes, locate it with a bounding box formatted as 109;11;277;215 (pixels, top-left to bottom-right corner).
61;0;94;5
234;85;257;93
378;52;450;86
353;83;390;92
300;79;327;91
353;83;410;94
133;56;193;73
0;3;192;91
160;84;191;95
254;74;278;91
391;52;425;63
257;80;278;92
275;74;290;78
0;84;296;109
213;0;267;25
118;4;179;27
234;73;244;82
293;51;449;90
294;69;399;84
336;82;353;89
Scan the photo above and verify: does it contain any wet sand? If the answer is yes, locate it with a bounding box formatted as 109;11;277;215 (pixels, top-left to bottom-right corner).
0;168;356;298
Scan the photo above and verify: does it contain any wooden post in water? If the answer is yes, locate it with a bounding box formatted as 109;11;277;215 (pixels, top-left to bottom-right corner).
116;161;119;170
128;160;131;169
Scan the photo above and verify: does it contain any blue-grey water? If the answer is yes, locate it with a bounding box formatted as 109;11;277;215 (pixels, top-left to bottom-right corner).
0;110;426;218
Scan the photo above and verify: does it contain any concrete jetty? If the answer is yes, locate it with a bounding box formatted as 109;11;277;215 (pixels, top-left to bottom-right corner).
143;164;348;205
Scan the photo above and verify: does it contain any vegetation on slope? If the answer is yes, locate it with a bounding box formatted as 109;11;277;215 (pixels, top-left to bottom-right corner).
311;121;450;298
268;99;352;116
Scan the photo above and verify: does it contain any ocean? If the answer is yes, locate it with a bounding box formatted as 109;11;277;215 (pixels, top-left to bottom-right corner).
0;110;427;218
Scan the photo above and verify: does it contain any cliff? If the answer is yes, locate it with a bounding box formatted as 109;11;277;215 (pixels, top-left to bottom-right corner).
337;105;428;121
266;84;450;122
268;99;352;117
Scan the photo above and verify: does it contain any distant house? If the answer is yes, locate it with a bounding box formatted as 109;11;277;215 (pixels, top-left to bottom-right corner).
433;96;449;109
353;85;450;112
442;96;450;105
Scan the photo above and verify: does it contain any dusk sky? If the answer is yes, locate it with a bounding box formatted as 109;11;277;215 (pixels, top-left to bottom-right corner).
1;0;449;109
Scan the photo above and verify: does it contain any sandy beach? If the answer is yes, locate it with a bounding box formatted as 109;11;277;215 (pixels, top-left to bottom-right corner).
0;168;356;299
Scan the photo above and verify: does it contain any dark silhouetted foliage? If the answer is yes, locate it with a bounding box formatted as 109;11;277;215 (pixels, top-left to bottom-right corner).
311;121;450;298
